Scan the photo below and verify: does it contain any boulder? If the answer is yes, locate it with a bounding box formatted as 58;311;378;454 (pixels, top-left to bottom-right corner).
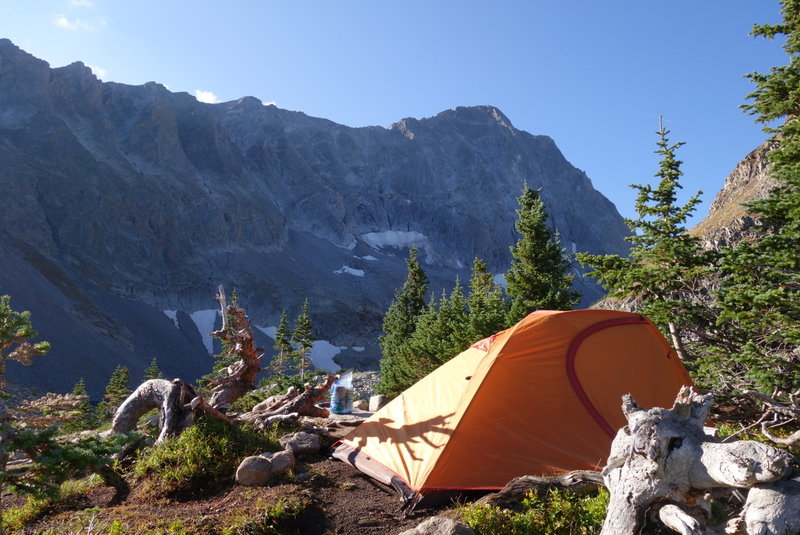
354;399;369;411
398;516;475;535
279;431;321;455
235;455;273;486
369;394;389;412
265;449;296;475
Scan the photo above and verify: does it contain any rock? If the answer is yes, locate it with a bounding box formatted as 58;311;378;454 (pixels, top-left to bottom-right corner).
235;455;273;486
369;394;389;412
397;516;475;535
279;431;321;455
353;399;369;411
692;139;778;248
264;449;295;475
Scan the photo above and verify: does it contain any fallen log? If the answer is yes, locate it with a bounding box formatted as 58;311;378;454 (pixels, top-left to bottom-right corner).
476;470;604;511
238;374;338;430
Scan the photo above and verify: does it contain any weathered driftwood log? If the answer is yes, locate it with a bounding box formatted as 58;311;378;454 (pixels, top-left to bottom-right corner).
238;374;338;430
476;470;604;510
601;386;797;535
207;285;263;409
111;379;197;443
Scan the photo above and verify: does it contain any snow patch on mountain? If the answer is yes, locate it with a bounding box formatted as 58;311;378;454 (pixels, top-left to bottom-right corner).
309;340;346;372
361;230;434;262
334;265;365;277
255;325;277;339
190;309;219;355
163;310;179;329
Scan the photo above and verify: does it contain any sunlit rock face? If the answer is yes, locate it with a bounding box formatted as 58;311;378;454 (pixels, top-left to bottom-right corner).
0;39;630;396
691;140;777;249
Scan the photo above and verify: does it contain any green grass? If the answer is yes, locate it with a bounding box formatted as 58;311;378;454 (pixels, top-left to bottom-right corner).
133;416;285;499
220;495;311;535
459;487;609;535
2;475;104;533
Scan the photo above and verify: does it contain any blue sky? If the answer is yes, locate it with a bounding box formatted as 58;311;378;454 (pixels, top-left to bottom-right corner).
0;1;786;224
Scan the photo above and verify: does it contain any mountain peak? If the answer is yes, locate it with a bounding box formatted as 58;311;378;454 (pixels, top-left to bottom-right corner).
388;105;516;140
436;105;515;130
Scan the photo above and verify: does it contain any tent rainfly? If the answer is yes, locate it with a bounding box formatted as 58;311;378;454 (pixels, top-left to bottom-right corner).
332;309;694;510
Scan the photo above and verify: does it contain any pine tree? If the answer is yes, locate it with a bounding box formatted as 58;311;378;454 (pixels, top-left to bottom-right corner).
505;185;580;324
467;256;509;340
269;310;293;378
96;365;131;421
379;280;476;396
706;1;800;392
64;378;96;432
376;247;429;396
291;299;314;382
143;357;163;381
0;295;50;387
577;122;714;361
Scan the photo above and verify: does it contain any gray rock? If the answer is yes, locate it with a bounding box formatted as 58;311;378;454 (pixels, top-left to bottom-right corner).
264;449;295;475
369;394;389;412
353;399;369;411
398;516;475;535
235;455;273;486
279;431;321;455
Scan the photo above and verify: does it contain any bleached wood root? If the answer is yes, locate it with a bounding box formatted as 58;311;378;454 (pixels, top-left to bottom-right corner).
601;386;798;535
740;476;800;535
111;379;196;443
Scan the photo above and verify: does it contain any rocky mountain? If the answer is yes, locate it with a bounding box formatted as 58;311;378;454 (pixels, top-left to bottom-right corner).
691;139;777;248
0;39;631;397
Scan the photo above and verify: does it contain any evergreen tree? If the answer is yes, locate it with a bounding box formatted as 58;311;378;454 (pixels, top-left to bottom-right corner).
64;378;96;432
705;1;800;392
143;357;163;381
291;299;314;382
505;185;580;324
376;247;429;396
96;365;131;421
269;310;293;377
0;295;50;387
577;122;714;360
390;281;472;391
467;256;510;340
417;279;473;371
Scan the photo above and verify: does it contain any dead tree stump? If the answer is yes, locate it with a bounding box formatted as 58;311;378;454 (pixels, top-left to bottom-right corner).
206;285;263;410
111;379;197;443
601;386;797;535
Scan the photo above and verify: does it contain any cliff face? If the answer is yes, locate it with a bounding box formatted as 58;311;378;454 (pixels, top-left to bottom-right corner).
691;139;777;248
0;39;631;396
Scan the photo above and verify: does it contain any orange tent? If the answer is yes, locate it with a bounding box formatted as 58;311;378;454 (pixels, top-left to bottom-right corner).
332;310;693;509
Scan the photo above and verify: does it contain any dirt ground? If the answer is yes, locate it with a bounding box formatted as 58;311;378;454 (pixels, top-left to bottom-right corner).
10;432;449;535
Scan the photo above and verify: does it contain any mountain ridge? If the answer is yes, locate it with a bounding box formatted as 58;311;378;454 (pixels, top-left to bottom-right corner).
0;39;631;397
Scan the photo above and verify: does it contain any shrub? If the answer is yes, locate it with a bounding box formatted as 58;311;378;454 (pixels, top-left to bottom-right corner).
133;416;282;498
221;494;311;535
459;487;609;535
